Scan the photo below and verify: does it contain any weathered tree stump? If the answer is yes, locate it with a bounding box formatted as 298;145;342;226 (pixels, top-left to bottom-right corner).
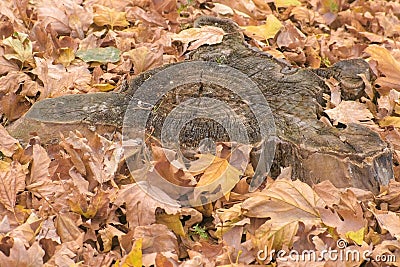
7;16;392;193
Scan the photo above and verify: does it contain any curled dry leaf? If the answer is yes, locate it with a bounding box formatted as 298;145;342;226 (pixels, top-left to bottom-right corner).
365;45;400;91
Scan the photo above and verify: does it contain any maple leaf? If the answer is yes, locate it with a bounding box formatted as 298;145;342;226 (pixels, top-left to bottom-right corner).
113;183;180;229
55;212;83;243
189;153;242;200
2;32;34;66
172;26;226;51
318;190;365;240
242;178;324;225
0;238;45;266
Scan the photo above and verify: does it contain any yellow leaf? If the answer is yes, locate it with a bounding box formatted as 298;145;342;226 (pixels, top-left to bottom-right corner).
93;5;129;29
275;0;301;8
3;32;33;65
253;221;299;252
191;154;241;187
379;116;400;128
93;83;116;92
156;212;186;237
122;238;142;267
346;228;364;245
242;14;283;41
55;47;75;67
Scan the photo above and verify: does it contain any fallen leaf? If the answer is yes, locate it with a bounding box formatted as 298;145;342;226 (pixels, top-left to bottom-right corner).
242;14;283;41
172;26;226;51
365;45;400;90
0;161;26;212
2;32;33;66
0;238;45;267
275;0;301;8
242;179;324;227
124;46;163;74
155;208;185;237
121;238;142;267
55;47;75;67
324;101;374;125
374;211;400;240
76;47;121;63
113;183;180;229
55;212;82;243
93;5;130;29
253;220;299;252
0;125;19;157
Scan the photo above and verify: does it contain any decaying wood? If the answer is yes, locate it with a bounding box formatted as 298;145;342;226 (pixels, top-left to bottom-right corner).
7;16;393;193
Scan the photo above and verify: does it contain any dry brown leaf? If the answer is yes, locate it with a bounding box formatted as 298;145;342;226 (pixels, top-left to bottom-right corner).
98;225;125;252
365;45;400;90
172;26;226;51
242;179;324;224
113;183;180;229
0;125;19;157
313;180;341;206
36;0;92;38
28;144;50;185
373;210;400;240
318;190;365;237
253;220;299;254
0;161;26;212
155;209;185;237
55;212;83;243
0;238;45;267
124;46;163;74
376;180;400;211
324;101;374;125
191;154;241;188
126;6;168;28
133;224;178;254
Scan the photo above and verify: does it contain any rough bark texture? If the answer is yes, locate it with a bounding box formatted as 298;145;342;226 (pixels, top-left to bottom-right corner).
7;16;392;193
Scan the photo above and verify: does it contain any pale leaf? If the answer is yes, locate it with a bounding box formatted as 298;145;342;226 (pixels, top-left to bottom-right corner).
172;26;226;50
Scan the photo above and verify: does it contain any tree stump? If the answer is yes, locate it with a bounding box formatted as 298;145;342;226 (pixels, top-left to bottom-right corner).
7;16;392;193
